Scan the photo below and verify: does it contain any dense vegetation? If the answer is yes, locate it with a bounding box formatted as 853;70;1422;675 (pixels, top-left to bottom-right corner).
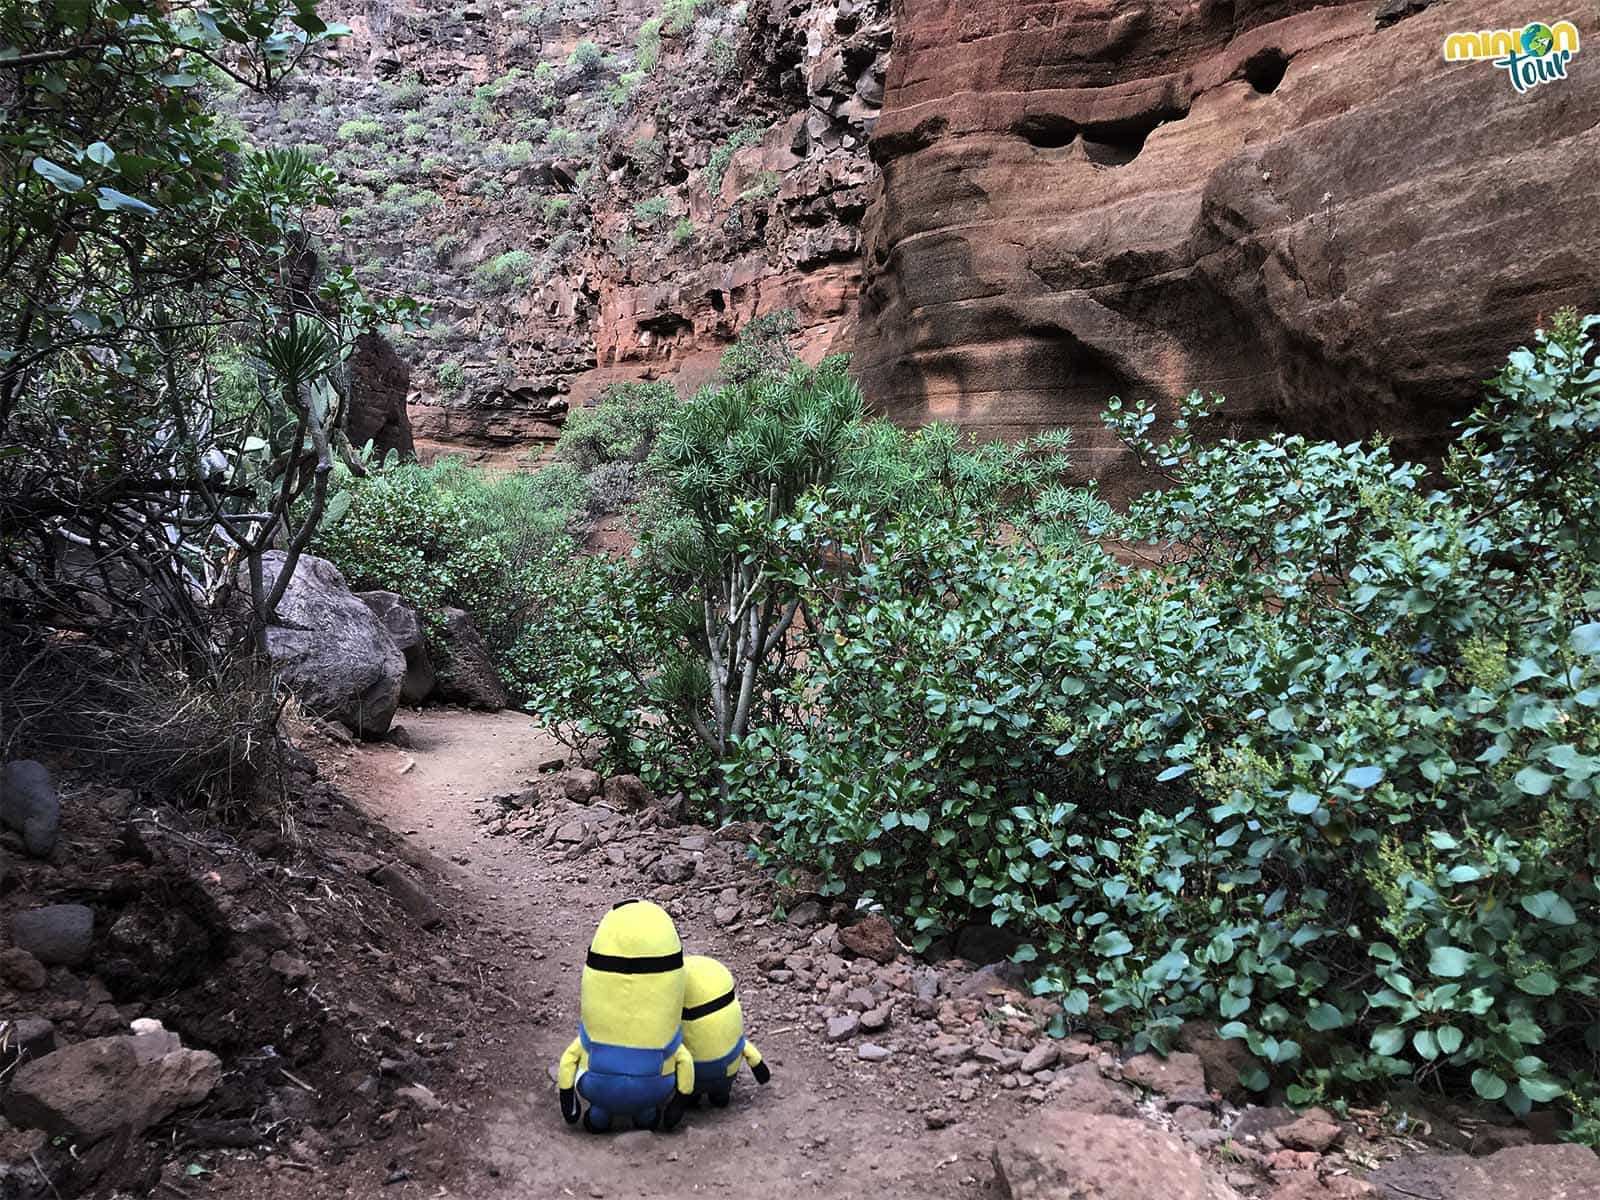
5;0;1595;1151
0;1;415;800
318;313;1600;1138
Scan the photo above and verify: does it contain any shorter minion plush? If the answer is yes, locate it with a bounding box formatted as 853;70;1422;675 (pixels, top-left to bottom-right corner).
679;954;770;1107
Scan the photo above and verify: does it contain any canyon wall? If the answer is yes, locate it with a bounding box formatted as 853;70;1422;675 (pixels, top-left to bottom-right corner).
854;0;1600;494
225;0;887;464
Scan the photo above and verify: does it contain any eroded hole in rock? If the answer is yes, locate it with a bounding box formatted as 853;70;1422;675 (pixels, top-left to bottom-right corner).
1015;114;1077;149
1244;48;1289;94
707;289;726;313
1079;105;1187;166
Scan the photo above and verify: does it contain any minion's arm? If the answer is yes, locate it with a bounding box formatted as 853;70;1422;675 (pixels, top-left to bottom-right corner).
671;1042;695;1095
659;1043;696;1132
743;1039;771;1083
558;1037;583;1124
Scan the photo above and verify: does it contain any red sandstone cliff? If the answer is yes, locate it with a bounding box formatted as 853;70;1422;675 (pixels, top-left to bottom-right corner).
853;0;1600;494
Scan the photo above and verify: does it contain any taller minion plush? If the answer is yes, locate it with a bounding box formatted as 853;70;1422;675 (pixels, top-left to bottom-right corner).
557;900;694;1131
680;954;770;1107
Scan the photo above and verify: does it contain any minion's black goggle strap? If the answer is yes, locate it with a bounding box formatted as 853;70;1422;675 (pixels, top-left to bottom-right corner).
682;988;736;1020
585;949;685;974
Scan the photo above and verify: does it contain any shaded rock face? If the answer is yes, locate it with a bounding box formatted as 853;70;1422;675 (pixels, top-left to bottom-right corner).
429;607;507;711
856;0;1600;497
1369;1142;1600;1200
357;590;435;705
261;552;405;738
347;332;415;460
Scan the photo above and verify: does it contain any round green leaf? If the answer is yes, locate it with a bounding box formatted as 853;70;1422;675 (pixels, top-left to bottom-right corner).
1472;1069;1508;1101
1514;971;1558;996
1428;945;1472;978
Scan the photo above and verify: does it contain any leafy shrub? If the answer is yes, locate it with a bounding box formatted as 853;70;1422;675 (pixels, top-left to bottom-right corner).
402;120;428;143
704;123;763;194
544;196;573;226
739;169;780;202
635;16;663;71
383;75;427;110
555;379;678;472
436;359;466;397
548;127;579;153
314;459;583;699
472;250;536;293
670;217;694;245
662;0;704;34
567;39;602;70
608;69;646;106
534;62;558;90
632;195;669;225
585;460;638;517
337;117;385;143
724;313;1600;1131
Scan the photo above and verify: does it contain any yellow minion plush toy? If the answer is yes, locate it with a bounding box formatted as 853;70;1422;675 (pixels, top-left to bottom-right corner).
557;900;695;1131
679;954;770;1107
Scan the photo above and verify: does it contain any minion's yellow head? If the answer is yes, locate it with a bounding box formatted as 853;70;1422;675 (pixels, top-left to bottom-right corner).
580;900;686;1049
681;954;744;1066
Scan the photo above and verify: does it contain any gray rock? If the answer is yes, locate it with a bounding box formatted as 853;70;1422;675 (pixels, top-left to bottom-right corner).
1049;1062;1141;1118
1121;1051;1211;1106
560;768;602;801
357;591;434;704
260;552;404;737
1277;1107;1344;1152
826;1014;860;1042
650;854;695;885
1369;1143;1600;1200
372;863;444;929
11;904;94;966
1;760;61;857
603;775;652;809
4;1031;221;1142
429;607;507;711
787;900;824;927
1020;1041;1060;1074
857;1042;891;1062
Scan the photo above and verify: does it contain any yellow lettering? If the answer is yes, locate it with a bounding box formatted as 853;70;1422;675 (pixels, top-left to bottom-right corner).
1485;29;1515;57
1444;32;1484;61
1552;21;1581;54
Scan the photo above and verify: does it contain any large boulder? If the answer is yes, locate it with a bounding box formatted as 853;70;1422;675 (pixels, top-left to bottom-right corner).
260;552;405;737
1369;1143;1600;1200
855;0;1600;499
357;591;435;705
3;1031;221;1143
428;607;507;711
0;759;61;857
992;1109;1240;1199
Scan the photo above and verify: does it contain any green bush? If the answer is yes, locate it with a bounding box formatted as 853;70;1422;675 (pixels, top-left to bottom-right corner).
635;16;663;72
704;123;764;194
313;459;583;700
739;168;780;202
722;313;1600;1133
543;196;573;227
337;117;384;143
472;249;536;293
670;216;694;245
632;195;669;225
662;0;704;34
436;359;466;397
567;39;602;71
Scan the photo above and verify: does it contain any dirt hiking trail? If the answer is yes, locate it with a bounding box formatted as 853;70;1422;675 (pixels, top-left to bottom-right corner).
282;708;1009;1199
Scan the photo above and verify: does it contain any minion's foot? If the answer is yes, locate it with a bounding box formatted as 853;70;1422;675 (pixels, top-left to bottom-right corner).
708;1089;731;1109
635;1107;663;1131
582;1107;613;1133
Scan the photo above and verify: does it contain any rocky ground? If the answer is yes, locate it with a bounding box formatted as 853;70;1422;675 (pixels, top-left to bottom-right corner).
3;708;1598;1199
